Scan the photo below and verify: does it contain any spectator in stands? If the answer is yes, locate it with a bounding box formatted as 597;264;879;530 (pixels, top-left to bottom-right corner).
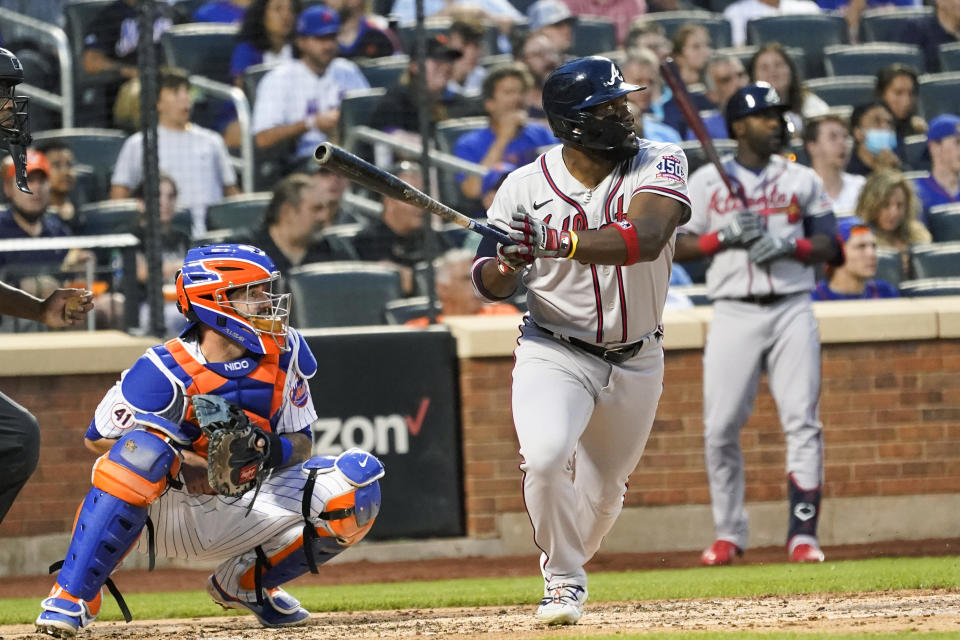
897;0;960;73
235;173;346;281
526;0;576;55
693;54;751;141
110;67;240;235
33;140;82;234
856;169;931;275
369;35;480;139
875;64;926;145
847;101;901;176
481;163;513;211
724;0;821;47
252;6;370;164
193;0;252;23
621;49;683;143
81;0;178;127
447;19;487;98
811;216;898;300
625;19;671;62
749;43;828;135
390;1;521;47
454;63;556;202
671;24;712;87
820;0;919;44
229;0;300;82
324;0;398;59
354;162;449;295
804;114;865;216
517;32;562;120
913;114;960;221
310;166;352;225
406;248;519;325
560;0;649;48
0;152;91;295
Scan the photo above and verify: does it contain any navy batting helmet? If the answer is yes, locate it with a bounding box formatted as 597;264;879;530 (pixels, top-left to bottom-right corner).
0;48;33;194
724;82;790;144
542;56;643;154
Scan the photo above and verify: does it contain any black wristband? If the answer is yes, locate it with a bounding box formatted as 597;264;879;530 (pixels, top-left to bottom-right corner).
264;431;284;469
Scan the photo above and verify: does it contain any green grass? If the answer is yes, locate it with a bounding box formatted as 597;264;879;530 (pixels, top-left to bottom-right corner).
1;556;958;626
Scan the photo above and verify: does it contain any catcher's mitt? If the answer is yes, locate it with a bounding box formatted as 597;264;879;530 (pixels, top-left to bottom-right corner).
192;394;270;498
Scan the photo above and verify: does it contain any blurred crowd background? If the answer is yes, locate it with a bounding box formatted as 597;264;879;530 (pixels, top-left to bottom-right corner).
0;0;958;335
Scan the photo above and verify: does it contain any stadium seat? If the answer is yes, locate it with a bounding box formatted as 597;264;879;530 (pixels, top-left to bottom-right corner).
860;7;932;43
77;199;141;235
337;87;388;163
824;43;925;77
357;55;409;90
242;62;281;106
339;191;382;225
679;139;737;175
63;0;116;126
384;296;442;325
647;11;733;49
396;19;499;58
898;277;960;296
745;14;847;79
927;204;960;242
31;128;128;201
876;248;904;286
205;192;272;231
318;223;364;260
917;72;960;121
909;242;960;279
435;116;489;217
940;43;960;72
803;76;875;109
571;17;617;57
902;134;931;172
161;23;239;85
287;261;403;327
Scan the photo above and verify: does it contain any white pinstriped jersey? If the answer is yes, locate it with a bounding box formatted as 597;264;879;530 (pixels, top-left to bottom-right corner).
683;154;833;300
485;142;691;346
89;329;318;441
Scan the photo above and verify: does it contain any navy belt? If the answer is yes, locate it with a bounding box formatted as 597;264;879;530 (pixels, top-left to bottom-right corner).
534;322;662;364
727;293;788;305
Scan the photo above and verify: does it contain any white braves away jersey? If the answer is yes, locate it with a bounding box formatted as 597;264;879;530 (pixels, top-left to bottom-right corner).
683;154;833;299
487;142;691;346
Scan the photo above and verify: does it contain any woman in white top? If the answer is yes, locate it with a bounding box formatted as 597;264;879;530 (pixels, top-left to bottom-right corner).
750;42;828;136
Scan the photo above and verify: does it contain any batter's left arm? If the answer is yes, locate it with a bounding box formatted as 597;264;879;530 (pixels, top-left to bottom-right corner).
572;193;689;265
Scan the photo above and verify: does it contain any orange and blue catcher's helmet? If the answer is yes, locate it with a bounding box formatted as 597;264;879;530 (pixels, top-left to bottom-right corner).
175;244;291;355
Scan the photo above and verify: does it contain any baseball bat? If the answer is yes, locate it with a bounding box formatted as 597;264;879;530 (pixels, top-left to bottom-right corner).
314;143;514;246
659;58;748;207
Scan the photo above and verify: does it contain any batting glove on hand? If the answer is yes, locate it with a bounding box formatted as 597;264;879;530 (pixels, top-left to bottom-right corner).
717;210;764;249
748;234;797;266
507;206;574;259
496;242;528;273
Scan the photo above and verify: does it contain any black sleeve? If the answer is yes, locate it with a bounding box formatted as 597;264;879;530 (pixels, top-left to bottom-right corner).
803;211;844;266
475;233;499;261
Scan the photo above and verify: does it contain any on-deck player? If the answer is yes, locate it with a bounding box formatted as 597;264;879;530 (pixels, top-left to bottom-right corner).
36;244;384;638
472;56;691;625
674;83;842;567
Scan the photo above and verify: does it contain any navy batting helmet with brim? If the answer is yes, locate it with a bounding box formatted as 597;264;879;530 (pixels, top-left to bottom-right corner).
542;56;644;152
724;82;790;142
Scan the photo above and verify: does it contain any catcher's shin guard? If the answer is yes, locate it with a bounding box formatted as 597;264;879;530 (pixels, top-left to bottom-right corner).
787;473;821;546
43;429;179;605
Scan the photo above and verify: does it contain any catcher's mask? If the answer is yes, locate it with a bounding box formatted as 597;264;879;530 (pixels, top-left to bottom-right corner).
175;244;291;355
0;47;33;194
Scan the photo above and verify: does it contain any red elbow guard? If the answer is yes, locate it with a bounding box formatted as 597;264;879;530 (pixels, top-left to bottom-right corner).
794;238;813;261
697;231;722;256
613;220;641;265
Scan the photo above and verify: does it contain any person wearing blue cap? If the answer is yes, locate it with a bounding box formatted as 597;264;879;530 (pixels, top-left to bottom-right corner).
251;4;369;163
912;114;960;222
811;217;899;300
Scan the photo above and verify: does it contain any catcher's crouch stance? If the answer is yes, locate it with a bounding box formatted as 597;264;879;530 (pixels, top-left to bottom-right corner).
37;244;384;638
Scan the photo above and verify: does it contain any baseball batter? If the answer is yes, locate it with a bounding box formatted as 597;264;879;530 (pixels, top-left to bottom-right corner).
674;84;842;566
36;244;384;638
472;56;690;625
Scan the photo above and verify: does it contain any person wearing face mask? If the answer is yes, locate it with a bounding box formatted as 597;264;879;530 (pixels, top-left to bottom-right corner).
803;114;865;216
811;217;898;300
847;101;901;177
856;169;931;277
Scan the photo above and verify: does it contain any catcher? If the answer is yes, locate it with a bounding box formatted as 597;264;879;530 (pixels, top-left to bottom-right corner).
36;244;384;638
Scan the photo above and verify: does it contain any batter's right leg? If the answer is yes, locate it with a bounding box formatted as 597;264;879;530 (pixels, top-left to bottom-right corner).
0;392;40;525
701;302;766;563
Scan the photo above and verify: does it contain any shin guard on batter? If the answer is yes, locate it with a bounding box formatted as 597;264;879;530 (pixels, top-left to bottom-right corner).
37;428;180;636
787;474;824;561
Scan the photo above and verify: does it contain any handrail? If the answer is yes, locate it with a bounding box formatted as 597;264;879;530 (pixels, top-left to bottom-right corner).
346;125;487;177
188;75;254;193
0;7;74;128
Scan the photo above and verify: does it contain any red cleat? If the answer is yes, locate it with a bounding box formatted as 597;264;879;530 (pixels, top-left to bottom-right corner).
790;543;825;563
701;540;742;566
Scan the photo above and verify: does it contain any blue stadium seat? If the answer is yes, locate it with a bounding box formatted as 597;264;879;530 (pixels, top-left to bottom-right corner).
909;242;960;279
715;45;806;80
804;76;875;108
337;87;388;158
824;43;925;77
940;42;960;72
572;17;617;57
287;261;403;328
161;23;239;85
876;248;904;286
31;128;128;201
384;296;442;325
205;192;272;231
746;14;847;79
318;223;364;260
898;277;960;296
918;72;960;120
902;134;931;172
357;55;409;90
647;11;733;49
927;204;960;242
860;7;932;43
679;139;737;175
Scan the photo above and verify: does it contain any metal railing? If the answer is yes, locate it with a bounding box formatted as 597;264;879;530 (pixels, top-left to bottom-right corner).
0;7;74;128
188;75;254;193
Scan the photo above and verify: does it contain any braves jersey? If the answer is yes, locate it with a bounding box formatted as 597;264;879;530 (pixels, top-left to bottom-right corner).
684;154;833;300
86;329;318;445
483;142;691;346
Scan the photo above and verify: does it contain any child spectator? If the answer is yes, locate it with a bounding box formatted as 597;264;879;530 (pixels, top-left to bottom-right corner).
811;216;898;300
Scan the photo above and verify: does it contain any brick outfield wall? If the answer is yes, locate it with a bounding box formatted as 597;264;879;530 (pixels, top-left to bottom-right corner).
2;340;959;539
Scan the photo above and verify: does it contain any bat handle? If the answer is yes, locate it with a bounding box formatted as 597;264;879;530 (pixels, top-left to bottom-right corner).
470;220;514;246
